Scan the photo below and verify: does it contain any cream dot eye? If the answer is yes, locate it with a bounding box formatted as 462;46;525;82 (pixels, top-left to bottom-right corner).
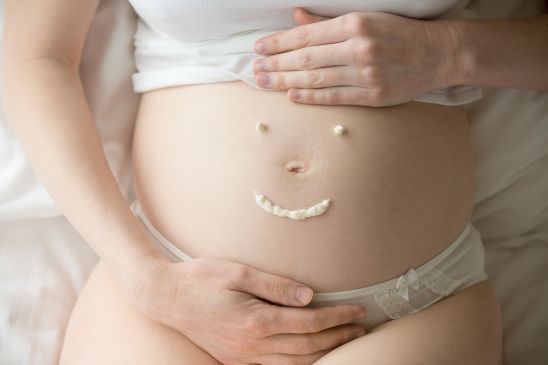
256;121;268;133
334;124;346;135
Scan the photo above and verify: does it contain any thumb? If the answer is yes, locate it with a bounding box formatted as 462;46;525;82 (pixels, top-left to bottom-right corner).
232;265;314;306
293;7;330;25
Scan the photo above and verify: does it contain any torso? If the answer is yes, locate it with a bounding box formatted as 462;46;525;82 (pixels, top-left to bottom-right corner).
131;81;475;292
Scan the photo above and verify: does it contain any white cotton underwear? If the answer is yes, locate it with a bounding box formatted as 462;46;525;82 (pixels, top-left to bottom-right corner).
129;199;488;329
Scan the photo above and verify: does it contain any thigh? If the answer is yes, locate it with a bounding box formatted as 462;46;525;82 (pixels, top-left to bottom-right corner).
59;260;221;365
312;280;503;365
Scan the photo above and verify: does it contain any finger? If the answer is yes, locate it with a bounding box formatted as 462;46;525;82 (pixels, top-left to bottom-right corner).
252;348;333;365
253;40;352;74
229;265;314;306
264;303;367;335
254;14;348;55
288;86;381;106
256;66;359;90
293;7;331;25
258;324;366;355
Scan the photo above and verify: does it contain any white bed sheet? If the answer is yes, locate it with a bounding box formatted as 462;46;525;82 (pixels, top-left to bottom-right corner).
0;0;547;364
467;86;548;364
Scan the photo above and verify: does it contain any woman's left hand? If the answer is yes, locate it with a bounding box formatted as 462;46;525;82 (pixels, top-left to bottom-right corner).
253;7;460;107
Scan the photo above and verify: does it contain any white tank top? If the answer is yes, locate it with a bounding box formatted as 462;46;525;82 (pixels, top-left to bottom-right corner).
127;0;482;105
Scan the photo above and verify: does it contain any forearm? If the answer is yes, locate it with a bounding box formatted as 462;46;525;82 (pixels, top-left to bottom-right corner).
1;59;166;275
445;13;548;90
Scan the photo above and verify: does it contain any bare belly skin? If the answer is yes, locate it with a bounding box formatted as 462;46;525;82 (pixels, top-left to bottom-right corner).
131;80;475;292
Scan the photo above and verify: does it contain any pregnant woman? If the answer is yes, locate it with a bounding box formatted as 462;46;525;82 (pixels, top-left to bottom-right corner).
3;0;547;364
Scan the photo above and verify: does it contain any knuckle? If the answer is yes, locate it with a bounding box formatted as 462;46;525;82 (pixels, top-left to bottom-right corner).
297;51;313;69
352;38;371;65
274;73;286;89
369;87;387;106
327;90;343;104
299;90;314;103
356;67;369;86
302;315;320;333
364;65;381;80
295;28;311;48
342;12;366;35
270;56;280;70
270;36;280;51
241;315;268;337
305;70;324;87
231;264;250;284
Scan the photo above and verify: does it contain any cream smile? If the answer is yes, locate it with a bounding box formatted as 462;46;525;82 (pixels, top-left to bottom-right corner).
254;189;331;220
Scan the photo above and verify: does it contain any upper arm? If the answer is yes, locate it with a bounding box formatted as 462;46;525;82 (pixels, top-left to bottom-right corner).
2;0;100;70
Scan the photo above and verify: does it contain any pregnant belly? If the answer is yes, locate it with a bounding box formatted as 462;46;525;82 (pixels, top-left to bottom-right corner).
131;81;475;292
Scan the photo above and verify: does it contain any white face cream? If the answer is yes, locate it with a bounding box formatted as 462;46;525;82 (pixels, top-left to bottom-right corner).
256;121;268;133
333;124;346;135
254;189;330;220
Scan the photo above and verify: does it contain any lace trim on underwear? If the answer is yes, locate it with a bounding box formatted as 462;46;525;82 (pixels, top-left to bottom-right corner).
373;268;464;319
421;268;463;296
373;289;414;319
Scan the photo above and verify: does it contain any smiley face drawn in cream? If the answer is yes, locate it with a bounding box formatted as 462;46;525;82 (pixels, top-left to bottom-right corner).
254;189;331;220
253;121;341;220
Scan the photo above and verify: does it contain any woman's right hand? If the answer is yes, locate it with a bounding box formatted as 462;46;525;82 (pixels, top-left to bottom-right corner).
121;256;368;365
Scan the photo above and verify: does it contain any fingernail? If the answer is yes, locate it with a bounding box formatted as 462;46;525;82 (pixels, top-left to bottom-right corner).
296;285;313;304
289;90;301;101
356;308;367;318
257;73;270;87
255;41;266;54
354;328;366;337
